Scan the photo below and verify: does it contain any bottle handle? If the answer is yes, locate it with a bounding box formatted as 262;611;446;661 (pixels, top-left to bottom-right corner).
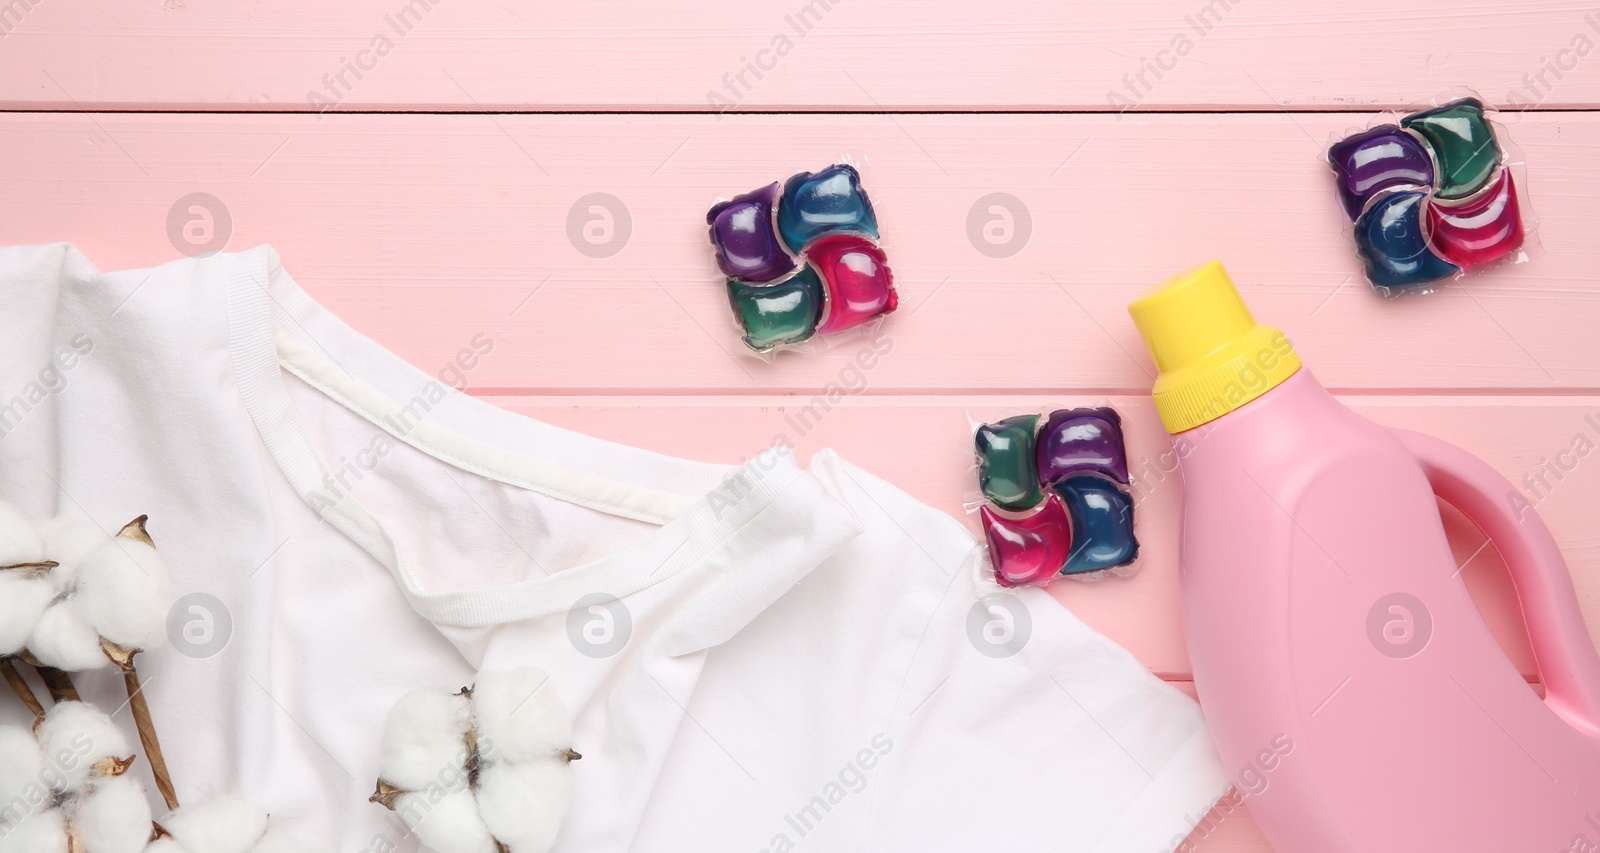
1393;427;1600;739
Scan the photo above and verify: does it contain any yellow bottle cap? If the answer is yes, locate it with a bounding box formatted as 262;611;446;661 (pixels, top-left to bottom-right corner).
1127;260;1300;434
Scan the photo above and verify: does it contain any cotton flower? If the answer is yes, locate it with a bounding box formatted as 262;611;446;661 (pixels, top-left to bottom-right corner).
145;794;319;853
400;792;497;853
35;700;134;791
371;668;579;853
0;567;56;656
5;511;178;673
0;811;68;853
75;775;153;853
3;506;311;853
2;507;185;818
74;528;176;654
236;834;318;853
0;724;52;845
35;516;108;595
376;686;473;792
0;701;152;853
473;763;567;853
470;669;573;766
0;501;56;657
27;603;109;672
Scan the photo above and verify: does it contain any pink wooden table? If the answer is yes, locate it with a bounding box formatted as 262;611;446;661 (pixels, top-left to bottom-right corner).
6;2;1600;848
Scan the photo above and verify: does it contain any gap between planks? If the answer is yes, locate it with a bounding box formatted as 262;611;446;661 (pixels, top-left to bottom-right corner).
10;106;1600;116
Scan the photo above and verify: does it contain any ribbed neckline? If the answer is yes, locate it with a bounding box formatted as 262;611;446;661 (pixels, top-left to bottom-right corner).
221;245;843;628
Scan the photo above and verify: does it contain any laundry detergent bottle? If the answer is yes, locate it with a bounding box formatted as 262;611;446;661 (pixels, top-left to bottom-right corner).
1127;261;1600;852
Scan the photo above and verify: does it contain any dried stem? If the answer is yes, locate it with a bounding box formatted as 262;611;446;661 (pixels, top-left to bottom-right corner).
124;663;179;810
0;560;58;574
101;641;178;811
1;658;44;719
34;664;79;703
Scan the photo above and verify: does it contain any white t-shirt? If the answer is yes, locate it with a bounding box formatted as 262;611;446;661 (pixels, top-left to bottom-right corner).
0;244;1227;852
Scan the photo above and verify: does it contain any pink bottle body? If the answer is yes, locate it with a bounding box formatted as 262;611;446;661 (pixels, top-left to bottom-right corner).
1177;368;1600;851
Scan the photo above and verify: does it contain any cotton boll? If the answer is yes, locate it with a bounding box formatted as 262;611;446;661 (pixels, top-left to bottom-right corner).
248;832;319;853
74;539;176;652
143;841;186;853
395;790;497;853
378;687;473;791
473;761;570;853
0;571;56;655
71;775;152;853
0;809;68;853
35;517;106;594
0;725;47;804
0;726;52;831
471;668;571;763
34;702;130;793
161;793;269;853
27;603;109;672
0;501;42;567
0;727;49;821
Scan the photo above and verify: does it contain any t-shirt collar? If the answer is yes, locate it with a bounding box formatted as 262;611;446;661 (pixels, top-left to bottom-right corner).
221;244;861;629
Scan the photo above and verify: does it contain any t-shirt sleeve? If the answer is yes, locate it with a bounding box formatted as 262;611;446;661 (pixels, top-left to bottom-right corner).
825;456;1230;853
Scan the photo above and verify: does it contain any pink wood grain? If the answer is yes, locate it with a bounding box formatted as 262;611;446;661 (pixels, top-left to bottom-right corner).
2;112;1597;395
3;0;1600;110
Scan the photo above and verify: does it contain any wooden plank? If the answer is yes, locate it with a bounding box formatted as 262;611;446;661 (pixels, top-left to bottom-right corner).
3;111;1596;393
3;0;1600;111
488;394;1600;681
